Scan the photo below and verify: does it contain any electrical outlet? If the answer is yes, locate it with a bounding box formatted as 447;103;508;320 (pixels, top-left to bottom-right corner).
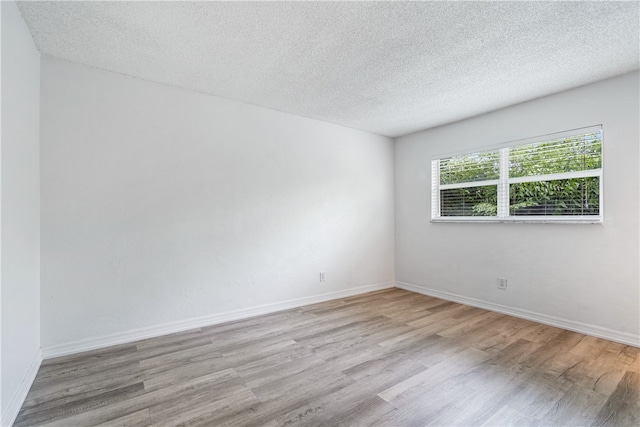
320;272;326;282
497;277;507;290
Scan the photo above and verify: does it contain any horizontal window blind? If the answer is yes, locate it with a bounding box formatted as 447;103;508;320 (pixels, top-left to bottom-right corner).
510;177;599;216
440;186;498;217
439;149;500;185
509;132;602;178
431;125;603;223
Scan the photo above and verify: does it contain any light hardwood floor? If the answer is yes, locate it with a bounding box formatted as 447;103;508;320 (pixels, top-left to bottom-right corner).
15;288;640;426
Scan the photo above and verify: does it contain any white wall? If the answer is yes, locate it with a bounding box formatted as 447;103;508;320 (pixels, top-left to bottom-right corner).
40;57;395;350
395;71;640;344
1;1;41;424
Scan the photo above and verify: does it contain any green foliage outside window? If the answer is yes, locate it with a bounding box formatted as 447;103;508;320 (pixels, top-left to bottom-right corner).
440;150;500;185
509;136;602;177
438;134;601;217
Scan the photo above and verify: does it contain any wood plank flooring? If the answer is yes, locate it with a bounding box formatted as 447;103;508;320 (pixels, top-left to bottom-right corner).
15;289;640;426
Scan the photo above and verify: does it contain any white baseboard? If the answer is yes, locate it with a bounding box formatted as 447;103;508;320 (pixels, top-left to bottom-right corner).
40;279;637;362
41;282;395;359
396;281;640;347
1;349;42;427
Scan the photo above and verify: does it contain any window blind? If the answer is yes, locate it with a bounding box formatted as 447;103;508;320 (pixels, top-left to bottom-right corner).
431;125;603;223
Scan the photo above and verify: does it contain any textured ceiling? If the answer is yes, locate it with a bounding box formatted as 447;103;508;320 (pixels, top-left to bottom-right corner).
17;1;640;137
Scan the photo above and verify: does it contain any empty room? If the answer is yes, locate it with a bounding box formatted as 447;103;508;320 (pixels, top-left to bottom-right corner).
1;1;639;426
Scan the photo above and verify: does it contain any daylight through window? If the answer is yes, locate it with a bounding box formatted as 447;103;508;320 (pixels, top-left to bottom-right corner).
431;126;603;222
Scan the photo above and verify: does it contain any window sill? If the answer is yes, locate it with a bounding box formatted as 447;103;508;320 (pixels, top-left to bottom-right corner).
430;216;603;224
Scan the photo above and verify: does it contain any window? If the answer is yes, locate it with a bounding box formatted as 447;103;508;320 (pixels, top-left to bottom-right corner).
431;125;603;223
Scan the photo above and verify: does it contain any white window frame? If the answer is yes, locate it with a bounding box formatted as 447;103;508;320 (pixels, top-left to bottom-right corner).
431;125;603;223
